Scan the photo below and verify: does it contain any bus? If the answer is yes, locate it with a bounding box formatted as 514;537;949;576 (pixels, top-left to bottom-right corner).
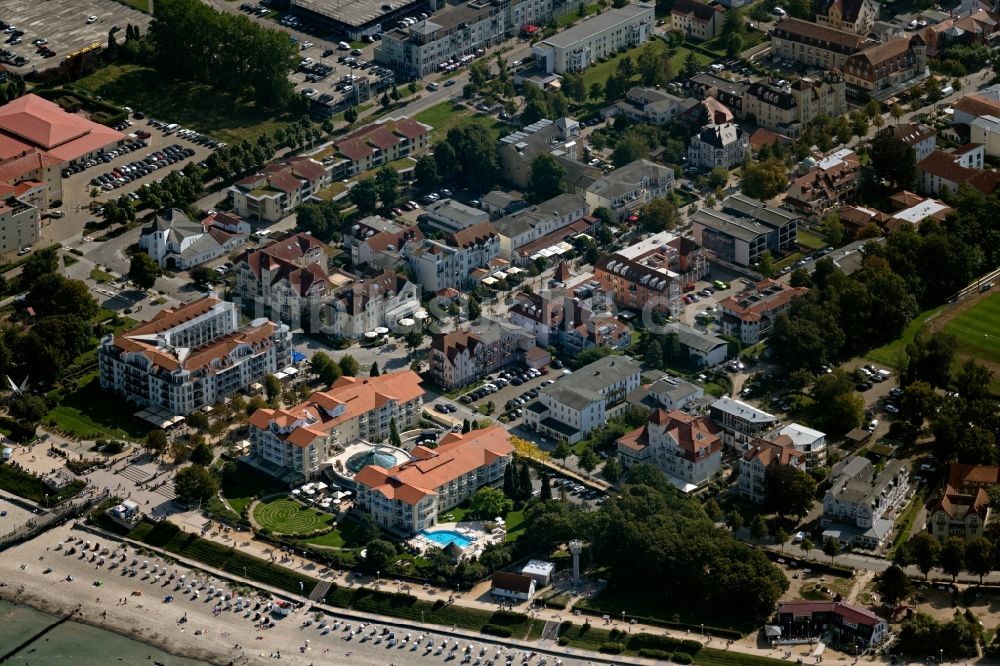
713;280;729;291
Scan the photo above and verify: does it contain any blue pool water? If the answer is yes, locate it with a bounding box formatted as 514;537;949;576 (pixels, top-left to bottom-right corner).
421;529;472;549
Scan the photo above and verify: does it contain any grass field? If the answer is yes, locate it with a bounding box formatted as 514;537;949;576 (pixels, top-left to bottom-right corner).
580;40;711;93
304;518;368;548
0;464;85;506
72;64;298;144
89;267;115;283
797;229;827;251
413;101;504;144
865;305;945;367
45;375;150;440
253;498;335;535
221;463;286;515
943;293;1000;369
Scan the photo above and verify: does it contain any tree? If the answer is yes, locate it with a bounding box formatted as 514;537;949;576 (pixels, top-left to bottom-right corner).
900;381;938;432
8;394;47;423
503;461;516;498
773;527;789;552
517;462;532;501
726;510;744;532
528;153;566;203
877;564;914;605
369;361;380;377
357;514;381;543
189;441;213;466
364;538;396;570
954;359;994;403
471;486;513;519
964;537;992;584
348;179;378;215
578;446;598;474
339;354;359;377
462;418;472;434
190;265;214;288
822;537;840;563
374;167;400;209
145;429;168;457
601;457;622;484
415;154;439;190
310;351;341;385
128;253;161;290
404;329;424;352
764;465;816;519
749;514;768;540
819;212;844;247
589;82;604;101
173;464;219;505
468;295;481;321
441;124;499;186
611;133;649;167
187;411;210;431
263;374;281;401
742;157;787;200
909;532;941;579
637;198;678;233
554;439;572;464
344;105;359;124
644;340;663;370
757;250;775;278
708;166;729;189
19;246;59;290
939;536;965;582
800;537;814;559
562;71;587;103
870;130;917;190
539;474;553;501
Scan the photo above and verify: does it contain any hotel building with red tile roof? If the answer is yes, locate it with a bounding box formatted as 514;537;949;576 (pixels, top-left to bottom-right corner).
248;370;425;481
354;425;513;534
328;116;431;179
229;157;331;223
98;298;292;416
617;408;723;491
0;94;125;163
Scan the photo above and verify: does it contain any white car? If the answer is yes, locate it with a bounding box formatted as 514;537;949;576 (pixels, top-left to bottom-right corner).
884;403;899;414
86;15;98;23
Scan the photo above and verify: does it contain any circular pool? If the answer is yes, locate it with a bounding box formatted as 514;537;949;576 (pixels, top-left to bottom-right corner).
345;445;410;474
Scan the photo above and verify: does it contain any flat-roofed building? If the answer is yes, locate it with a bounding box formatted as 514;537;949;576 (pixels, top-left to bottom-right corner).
709;396;778;450
691;194;800;268
532;2;654;74
291;0;427;40
423;198;490;234
769;422;827;465
493;193;590;261
0;195;39;260
98;298;292;416
577;159;673;220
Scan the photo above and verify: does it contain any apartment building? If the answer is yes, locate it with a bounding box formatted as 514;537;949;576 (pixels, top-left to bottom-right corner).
424;199;490;234
690;194;800;268
525;355;641;443
594;231;705;316
229;157;329;223
743;71;847;136
769;422;827;465
688;122;749;169
499;118;596;190
717;278;809;344
708;396;779;450
354;426;514;534
918;145;1000;195
578;159;674;219
0;148;62;209
408;221;502;292
770;18;870;69
738;438;807;503
247;371;425;481
494;193;589;261
785;148;861;214
98;298;292;416
234;232;332;325
670;0;724;41
627;373;704;412
603;86;699;125
328;117;431;179
617;408;723;491
927;464;1000;540
843;35;927;100
814;0;880;34
822;457;910;550
430;316;532;389
138;208;247;270
323;269;421;339
532;2;654;74
0;195;39;259
887;123;937;161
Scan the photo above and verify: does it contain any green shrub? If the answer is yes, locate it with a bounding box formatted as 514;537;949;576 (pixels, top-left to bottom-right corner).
599;642;624;655
490;610;528;625
639;649;673;659
557;637;569;646
481;624;513;638
627;633;702;655
672;652;694;664
433;599;445;610
558;620;572;636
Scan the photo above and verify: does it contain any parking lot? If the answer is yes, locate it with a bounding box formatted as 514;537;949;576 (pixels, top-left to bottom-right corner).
0;0;150;72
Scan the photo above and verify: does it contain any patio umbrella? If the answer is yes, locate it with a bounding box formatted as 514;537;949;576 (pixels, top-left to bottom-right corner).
398;318;416;327
291;489;301;495
374;326;389;335
364;331;378;339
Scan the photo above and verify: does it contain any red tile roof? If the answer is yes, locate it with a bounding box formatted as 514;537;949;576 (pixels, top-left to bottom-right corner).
0;94;125;161
778;601;885;627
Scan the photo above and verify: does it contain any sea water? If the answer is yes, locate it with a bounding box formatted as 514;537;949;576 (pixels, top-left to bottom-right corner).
0;599;206;665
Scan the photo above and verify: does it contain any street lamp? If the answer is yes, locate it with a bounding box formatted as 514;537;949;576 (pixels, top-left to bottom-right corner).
701;623;704;637
621;610;625;624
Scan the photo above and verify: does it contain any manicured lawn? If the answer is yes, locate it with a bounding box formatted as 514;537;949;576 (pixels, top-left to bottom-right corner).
700;29;767;56
581;39;709;92
220;462;286;515
384;156;417;172
865;305;945;367
413;102;503;144
797;229;827;251
696;650;789;666
504;508;528;541
579;583;757;634
89;267;115;283
314;181;348;201
123;0;151;11
129;520;317;596
254;498;335;535
0;464;85;506
45;375;150;440
773;251;804;271
72;64;298;144
304;518;368;548
943;293;1000;368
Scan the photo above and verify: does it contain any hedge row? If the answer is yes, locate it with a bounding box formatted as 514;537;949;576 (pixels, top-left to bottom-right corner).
481;624;513;638
628;632;702;655
573;605;743;641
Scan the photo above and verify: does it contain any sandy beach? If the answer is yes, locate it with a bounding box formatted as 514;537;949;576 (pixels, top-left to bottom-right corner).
0;523;601;666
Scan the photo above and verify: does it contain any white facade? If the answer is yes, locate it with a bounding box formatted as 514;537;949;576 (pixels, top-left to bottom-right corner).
772;423;827;465
688;122;749;169
138;209;245;270
532;2;654;74
408;223;502;292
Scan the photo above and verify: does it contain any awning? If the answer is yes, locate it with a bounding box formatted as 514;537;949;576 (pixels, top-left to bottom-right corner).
492;271;507;280
283;366;299;375
414;310;429;319
482;277;498;285
364;331;378;339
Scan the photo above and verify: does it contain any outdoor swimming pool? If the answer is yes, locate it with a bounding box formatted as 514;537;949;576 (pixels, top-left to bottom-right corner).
420;529;472;549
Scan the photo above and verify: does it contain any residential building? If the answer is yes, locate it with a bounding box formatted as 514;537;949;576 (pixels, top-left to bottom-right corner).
785;148;861;214
918;145;1000;195
670;0;725;41
0;149;62;209
814;0;880;34
408;221;501;292
842;35;927;100
354;425;514;534
663;322;729;367
769;422;827;465
350;225;424;269
594;231;707;316
626;373;704;412
0;94;126;164
928;484;989;540
480;190;528;218
324;270;421;339
138;208;246;270
691;194;800;268
708;396;778;450
0;195;39;258
520;560;556;587
603;86;699;125
770;18;870;69
884;195;951;232
234;232;332;325
887;123;937;161
577;159;674;220
744;72;847;137
922;8;1000;56
948;463;1000;490
687;122;749;169
491;572;536;601
532;2;654;74
525;354;641;443
953;88;1000;125
423;198;490;234
493;193;590;261
430;316;533;389
327;117;431;179
247;371;424;482
775;601;888;648
821;456;910;550
230;157;329;223
617;408;723;491
717;278;809;344
738;438;807;503
98;298;292;416
499;118;597;191
688;73;748;118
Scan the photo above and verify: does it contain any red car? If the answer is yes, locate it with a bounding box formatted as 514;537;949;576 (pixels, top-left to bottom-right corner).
391;207;404;216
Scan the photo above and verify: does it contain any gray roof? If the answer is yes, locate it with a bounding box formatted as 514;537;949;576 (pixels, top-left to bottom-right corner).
710;396;777;424
722;194;799;230
568;354;642;392
585;159;674;200
689;73;750;97
628;375;701;408
493;193;587;238
425;199;487;228
543;384;605;410
691;208;774;243
481;190;524;210
666;322;727;354
540;2;653;48
695;123;743;149
467;315;526;346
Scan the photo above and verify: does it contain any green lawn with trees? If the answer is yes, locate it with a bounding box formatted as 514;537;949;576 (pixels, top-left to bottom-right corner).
413;102;503;145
